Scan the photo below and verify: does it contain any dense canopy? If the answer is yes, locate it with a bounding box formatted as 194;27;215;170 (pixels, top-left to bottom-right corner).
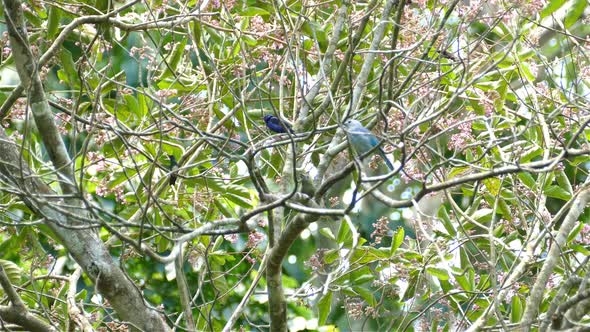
0;0;589;331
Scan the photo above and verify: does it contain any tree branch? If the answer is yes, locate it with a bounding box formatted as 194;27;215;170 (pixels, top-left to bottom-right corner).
66;267;94;332
521;185;590;330
0;264;56;332
0;129;170;331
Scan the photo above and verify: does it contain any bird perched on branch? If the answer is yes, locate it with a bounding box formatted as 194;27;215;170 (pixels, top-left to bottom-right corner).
342;119;394;171
263;115;294;134
297;172;316;198
168;155;179;185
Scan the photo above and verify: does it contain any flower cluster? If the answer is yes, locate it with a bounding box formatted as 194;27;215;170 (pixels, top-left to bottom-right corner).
224;233;238;243
4;98;28;126
55;112;71;135
305;251;324;272
95;179;127;204
129;46;158;70
209;0;236;10
577;223;590;245
250;16;273;38
447;120;473;152
371;216;391;245
1;31;9;58
401;159;426;183
246;231;265;249
344;297;364;320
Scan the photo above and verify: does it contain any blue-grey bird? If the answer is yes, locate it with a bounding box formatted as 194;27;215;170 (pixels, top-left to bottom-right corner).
263;115;294;134
342;119;394;170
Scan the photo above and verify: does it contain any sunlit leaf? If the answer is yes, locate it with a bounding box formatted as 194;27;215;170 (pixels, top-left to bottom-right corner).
317;291;332;326
390;226;404;256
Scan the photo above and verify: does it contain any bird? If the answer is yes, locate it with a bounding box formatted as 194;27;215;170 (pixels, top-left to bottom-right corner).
342;119;394;170
168;155;179;185
297;172;316;198
263;115;294;134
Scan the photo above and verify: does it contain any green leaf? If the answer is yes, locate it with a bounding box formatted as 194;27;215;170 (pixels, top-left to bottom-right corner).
353;286;376;306
570;244;590;256
544;185;572;200
493;224;505;237
336;218;352;246
402;273;418;300
471;208;493;222
240;7;270;16
302;21;327;47
519;62;536;82
454;268;473;292
319;227;336;241
483;178;501;196
349;267;375;284
23;10;43;27
214;198;234;217
520;147;542;163
497;198;512;221
242;35;257;46
59;49;80;87
159;39;187;80
518;172;536;189
190;21;201;46
317;291;332;325
195;177;225;192
390;227;404;255
438;207;457;236
402;251;423;262
556;170;573;196
540;0;567;18
511;296;523;322
124;95;141;119
564;0;587;28
209;262;229;298
225;184;250;198
448;166;471;179
426;267;449;281
542;172;555;190
567;222;584;243
195;304;212;331
323;249;339;264
0;260;22;283
351;246;389;264
46;6;61;39
225;193;253;208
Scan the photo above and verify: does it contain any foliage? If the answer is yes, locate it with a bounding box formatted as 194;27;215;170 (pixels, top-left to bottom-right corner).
0;0;589;331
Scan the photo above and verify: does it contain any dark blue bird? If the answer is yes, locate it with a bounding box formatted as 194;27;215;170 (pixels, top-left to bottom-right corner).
168;154;179;186
263;115;294;134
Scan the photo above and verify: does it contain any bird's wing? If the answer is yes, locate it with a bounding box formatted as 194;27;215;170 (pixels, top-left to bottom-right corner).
271;117;294;133
268;117;282;126
367;132;380;147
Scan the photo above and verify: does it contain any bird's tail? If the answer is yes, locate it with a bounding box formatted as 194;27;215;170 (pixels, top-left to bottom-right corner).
381;151;394;171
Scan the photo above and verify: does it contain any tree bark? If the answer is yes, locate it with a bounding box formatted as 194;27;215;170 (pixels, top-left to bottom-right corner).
0;0;171;330
521;186;590;331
